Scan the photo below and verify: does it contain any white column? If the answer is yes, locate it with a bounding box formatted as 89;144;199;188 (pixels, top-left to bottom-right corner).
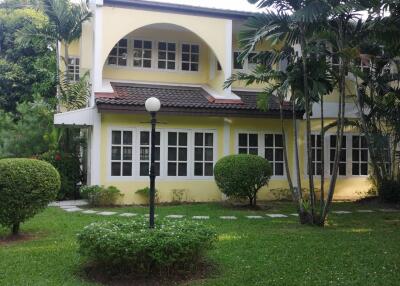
88;111;102;185
221;118;232;200
90;0;103;106
224;20;233;96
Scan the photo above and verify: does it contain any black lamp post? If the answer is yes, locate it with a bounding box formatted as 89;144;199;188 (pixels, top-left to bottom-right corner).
145;97;161;228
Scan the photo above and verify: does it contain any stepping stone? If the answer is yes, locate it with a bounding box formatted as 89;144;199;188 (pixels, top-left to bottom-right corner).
290;213;299;217
220;216;237;220
119;213;137;217
266;214;288;218
356;210;374;213
246;215;263;219
60;205;78;209
81;210;98;214
166;215;184;219
332;211;352;214
144;214;158;217
64;207;82;212
192;216;209;220
97;211;117;216
379;209;399;212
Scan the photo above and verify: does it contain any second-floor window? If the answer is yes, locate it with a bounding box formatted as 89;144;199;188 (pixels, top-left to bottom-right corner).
133;40;152;68
158;42;176;70
108;39;128;66
67;57;79;81
181;44;199;71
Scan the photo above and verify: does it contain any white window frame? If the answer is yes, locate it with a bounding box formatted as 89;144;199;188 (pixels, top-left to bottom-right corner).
67;57;80;82
329;134;347;176
107;38;128;67
236;132;259;155
304;132;370;178
132;39;153;69
264;133;285;176
233;50;259;72
109;128;134;177
193;131;215;177
156;40;177;71
137;128;161;177
351;134;369;176
107;127;217;181
181;42;200;72
234;130;286;179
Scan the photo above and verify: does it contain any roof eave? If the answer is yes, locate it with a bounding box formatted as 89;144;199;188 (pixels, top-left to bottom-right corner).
103;0;258;20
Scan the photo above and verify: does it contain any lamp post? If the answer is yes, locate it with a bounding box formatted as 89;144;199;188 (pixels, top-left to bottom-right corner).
145;97;161;229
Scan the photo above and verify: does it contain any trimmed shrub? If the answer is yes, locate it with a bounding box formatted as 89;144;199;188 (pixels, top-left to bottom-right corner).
0;158;60;235
38;150;81;200
214;154;272;206
77;219;217;275
79;185;123;206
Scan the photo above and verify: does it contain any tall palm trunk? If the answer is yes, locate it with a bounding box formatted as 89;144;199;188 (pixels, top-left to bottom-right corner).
300;30;316;221
56;41;61;112
319;92;325;214
321;21;346;224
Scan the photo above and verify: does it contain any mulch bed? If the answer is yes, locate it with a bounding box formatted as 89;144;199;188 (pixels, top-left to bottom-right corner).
0;233;38;246
82;260;218;286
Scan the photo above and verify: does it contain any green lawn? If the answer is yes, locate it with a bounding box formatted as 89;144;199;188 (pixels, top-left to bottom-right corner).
1;202;400;286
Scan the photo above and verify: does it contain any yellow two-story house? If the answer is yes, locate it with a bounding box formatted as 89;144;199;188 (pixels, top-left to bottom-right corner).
54;0;371;204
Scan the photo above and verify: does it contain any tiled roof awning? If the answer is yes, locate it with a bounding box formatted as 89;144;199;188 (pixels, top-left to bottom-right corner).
95;83;302;118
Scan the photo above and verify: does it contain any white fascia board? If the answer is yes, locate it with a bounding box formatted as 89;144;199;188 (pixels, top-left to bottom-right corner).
54;107;98;127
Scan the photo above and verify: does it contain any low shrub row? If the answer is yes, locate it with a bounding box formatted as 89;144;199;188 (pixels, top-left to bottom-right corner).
77;219;217;275
80;185;123;206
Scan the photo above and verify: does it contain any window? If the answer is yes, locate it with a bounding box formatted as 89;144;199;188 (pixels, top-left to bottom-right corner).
233;51;243;70
247;52;258;70
108;39;128;66
139;131;160;176
265;134;284;176
133;40;152;68
352;135;368;175
330;135;347;176
167;132;188;176
181;44;199;71
194;132;214;176
111;130;133;176
158;42;176;70
310;134;322;175
67;57;79;81
238;133;258;155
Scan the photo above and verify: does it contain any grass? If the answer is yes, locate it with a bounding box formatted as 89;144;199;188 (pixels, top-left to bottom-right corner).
1;201;400;286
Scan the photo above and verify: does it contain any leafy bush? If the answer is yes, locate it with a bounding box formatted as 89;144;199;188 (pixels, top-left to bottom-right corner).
214;154;272;206
377;179;400;203
136;186;159;203
77;219;217;275
39;150;81;200
0;158;60;235
80;185;123;206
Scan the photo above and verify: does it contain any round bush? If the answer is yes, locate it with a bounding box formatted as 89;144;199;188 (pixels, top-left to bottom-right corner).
0;158;60;234
214;154;272;206
77;220;217;275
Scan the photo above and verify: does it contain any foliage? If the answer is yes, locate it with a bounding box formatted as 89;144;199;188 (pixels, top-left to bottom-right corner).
0;96;56;158
0;6;56;112
79;185;123;206
0;158;60;234
214;154;272;206
77;219;217;275
58;72;90;110
136;186;159;203
374;179;400;203
38;150;82;200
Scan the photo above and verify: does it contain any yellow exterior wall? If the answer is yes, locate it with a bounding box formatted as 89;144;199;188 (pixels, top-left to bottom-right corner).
101;6;230;91
98;113;371;205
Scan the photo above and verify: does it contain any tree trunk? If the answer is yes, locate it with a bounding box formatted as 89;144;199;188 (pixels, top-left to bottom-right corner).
320;92;325;215
321;22;346;224
280;101;294;191
300;31;316;220
12;223;20;235
56;41;61;112
64;42;70;81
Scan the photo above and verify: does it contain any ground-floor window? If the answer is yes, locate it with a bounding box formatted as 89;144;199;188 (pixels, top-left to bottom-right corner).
330;135;347;176
352;135;368;175
109;128;216;179
238;133;258;155
264;134;284;176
